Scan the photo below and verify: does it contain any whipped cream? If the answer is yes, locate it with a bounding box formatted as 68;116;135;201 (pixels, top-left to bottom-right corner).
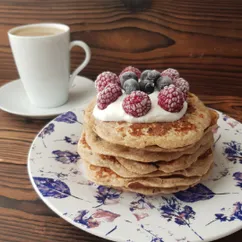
93;91;188;123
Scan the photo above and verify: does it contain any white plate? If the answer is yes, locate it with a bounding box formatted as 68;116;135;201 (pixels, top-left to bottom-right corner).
0;76;95;119
28;109;242;242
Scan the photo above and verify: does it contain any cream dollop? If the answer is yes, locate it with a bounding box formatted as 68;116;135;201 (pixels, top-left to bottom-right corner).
93;91;187;123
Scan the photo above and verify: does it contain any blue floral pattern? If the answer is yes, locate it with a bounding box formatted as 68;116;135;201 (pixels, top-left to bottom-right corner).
160;197;203;240
94;186;122;208
38;123;55;147
63;136;78;145
52;150;80;164
55;111;82;124
130;194;155;211
74;210;100;228
33;177;71;198
233;172;242;188
174;184;214;202
28;110;242;242
55;136;78;145
141;225;164;242
74;209;120;228
33;177;84;200
207;202;242;225
223;141;242;164
129;194;155;221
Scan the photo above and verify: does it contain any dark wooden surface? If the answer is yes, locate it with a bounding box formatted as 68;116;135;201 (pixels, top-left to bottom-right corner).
0;0;242;241
1;0;242;96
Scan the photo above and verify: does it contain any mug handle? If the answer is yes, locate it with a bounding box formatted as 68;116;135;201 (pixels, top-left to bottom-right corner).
69;40;91;88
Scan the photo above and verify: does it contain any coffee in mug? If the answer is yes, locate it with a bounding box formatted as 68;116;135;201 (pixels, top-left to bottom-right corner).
13;26;64;37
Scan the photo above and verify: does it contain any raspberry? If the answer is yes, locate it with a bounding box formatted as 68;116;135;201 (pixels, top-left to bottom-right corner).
95;71;120;92
174;78;189;98
120;66;141;79
158;84;184;112
122;91;151;117
161;68;180;82
97;83;122;110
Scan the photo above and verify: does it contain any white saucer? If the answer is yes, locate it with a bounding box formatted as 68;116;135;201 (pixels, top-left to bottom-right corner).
0;76;96;119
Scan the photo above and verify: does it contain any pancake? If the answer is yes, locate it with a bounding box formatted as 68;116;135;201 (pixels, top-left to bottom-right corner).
78;138;213;178
117;143;213;174
100;163;213;196
113;185;192;195
84;123;215;162
83;159;208;189
142;108;218;152
84;93;212;149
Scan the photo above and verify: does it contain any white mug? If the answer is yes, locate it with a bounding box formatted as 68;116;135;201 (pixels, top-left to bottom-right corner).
8;23;91;108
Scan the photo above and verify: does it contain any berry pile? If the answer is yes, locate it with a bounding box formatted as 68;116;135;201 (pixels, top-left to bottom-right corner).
159;68;190;100
94;66;190;115
119;66;141;94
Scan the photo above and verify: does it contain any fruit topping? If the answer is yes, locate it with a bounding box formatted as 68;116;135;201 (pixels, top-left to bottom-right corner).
119;71;138;86
97;83;122;110
123;78;140;94
158;84;184;112
156;75;173;91
95;71;120;92
120;66;141;79
161;68;179;82
122;91;151;117
174;78;189;98
141;70;161;82
139;70;160;94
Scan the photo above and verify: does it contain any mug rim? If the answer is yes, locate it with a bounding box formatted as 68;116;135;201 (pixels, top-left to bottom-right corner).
8;23;69;39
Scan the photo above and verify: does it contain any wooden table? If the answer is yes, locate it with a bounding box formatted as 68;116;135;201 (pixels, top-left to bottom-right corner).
0;0;242;241
0;76;241;241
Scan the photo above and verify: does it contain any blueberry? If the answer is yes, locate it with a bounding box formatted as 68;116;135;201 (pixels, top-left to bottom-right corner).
156;76;172;90
139;70;160;94
123;79;140;94
120;71;138;86
139;79;155;94
140;70;160;82
140;70;150;80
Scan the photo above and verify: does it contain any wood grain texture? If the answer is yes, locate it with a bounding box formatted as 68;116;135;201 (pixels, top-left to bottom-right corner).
1;0;242;96
0;0;242;241
0;89;242;241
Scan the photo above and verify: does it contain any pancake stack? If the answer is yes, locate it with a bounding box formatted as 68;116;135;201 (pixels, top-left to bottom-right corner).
78;93;218;195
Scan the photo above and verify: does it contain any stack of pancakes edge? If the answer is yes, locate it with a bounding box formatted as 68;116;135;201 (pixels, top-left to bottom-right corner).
78;93;218;195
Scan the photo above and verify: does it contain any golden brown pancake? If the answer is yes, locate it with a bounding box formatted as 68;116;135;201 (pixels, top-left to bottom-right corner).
78;134;213;177
83;122;216;162
82;159;213;196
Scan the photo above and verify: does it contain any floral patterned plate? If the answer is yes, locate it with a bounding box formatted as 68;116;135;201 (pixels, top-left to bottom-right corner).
28;109;242;242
